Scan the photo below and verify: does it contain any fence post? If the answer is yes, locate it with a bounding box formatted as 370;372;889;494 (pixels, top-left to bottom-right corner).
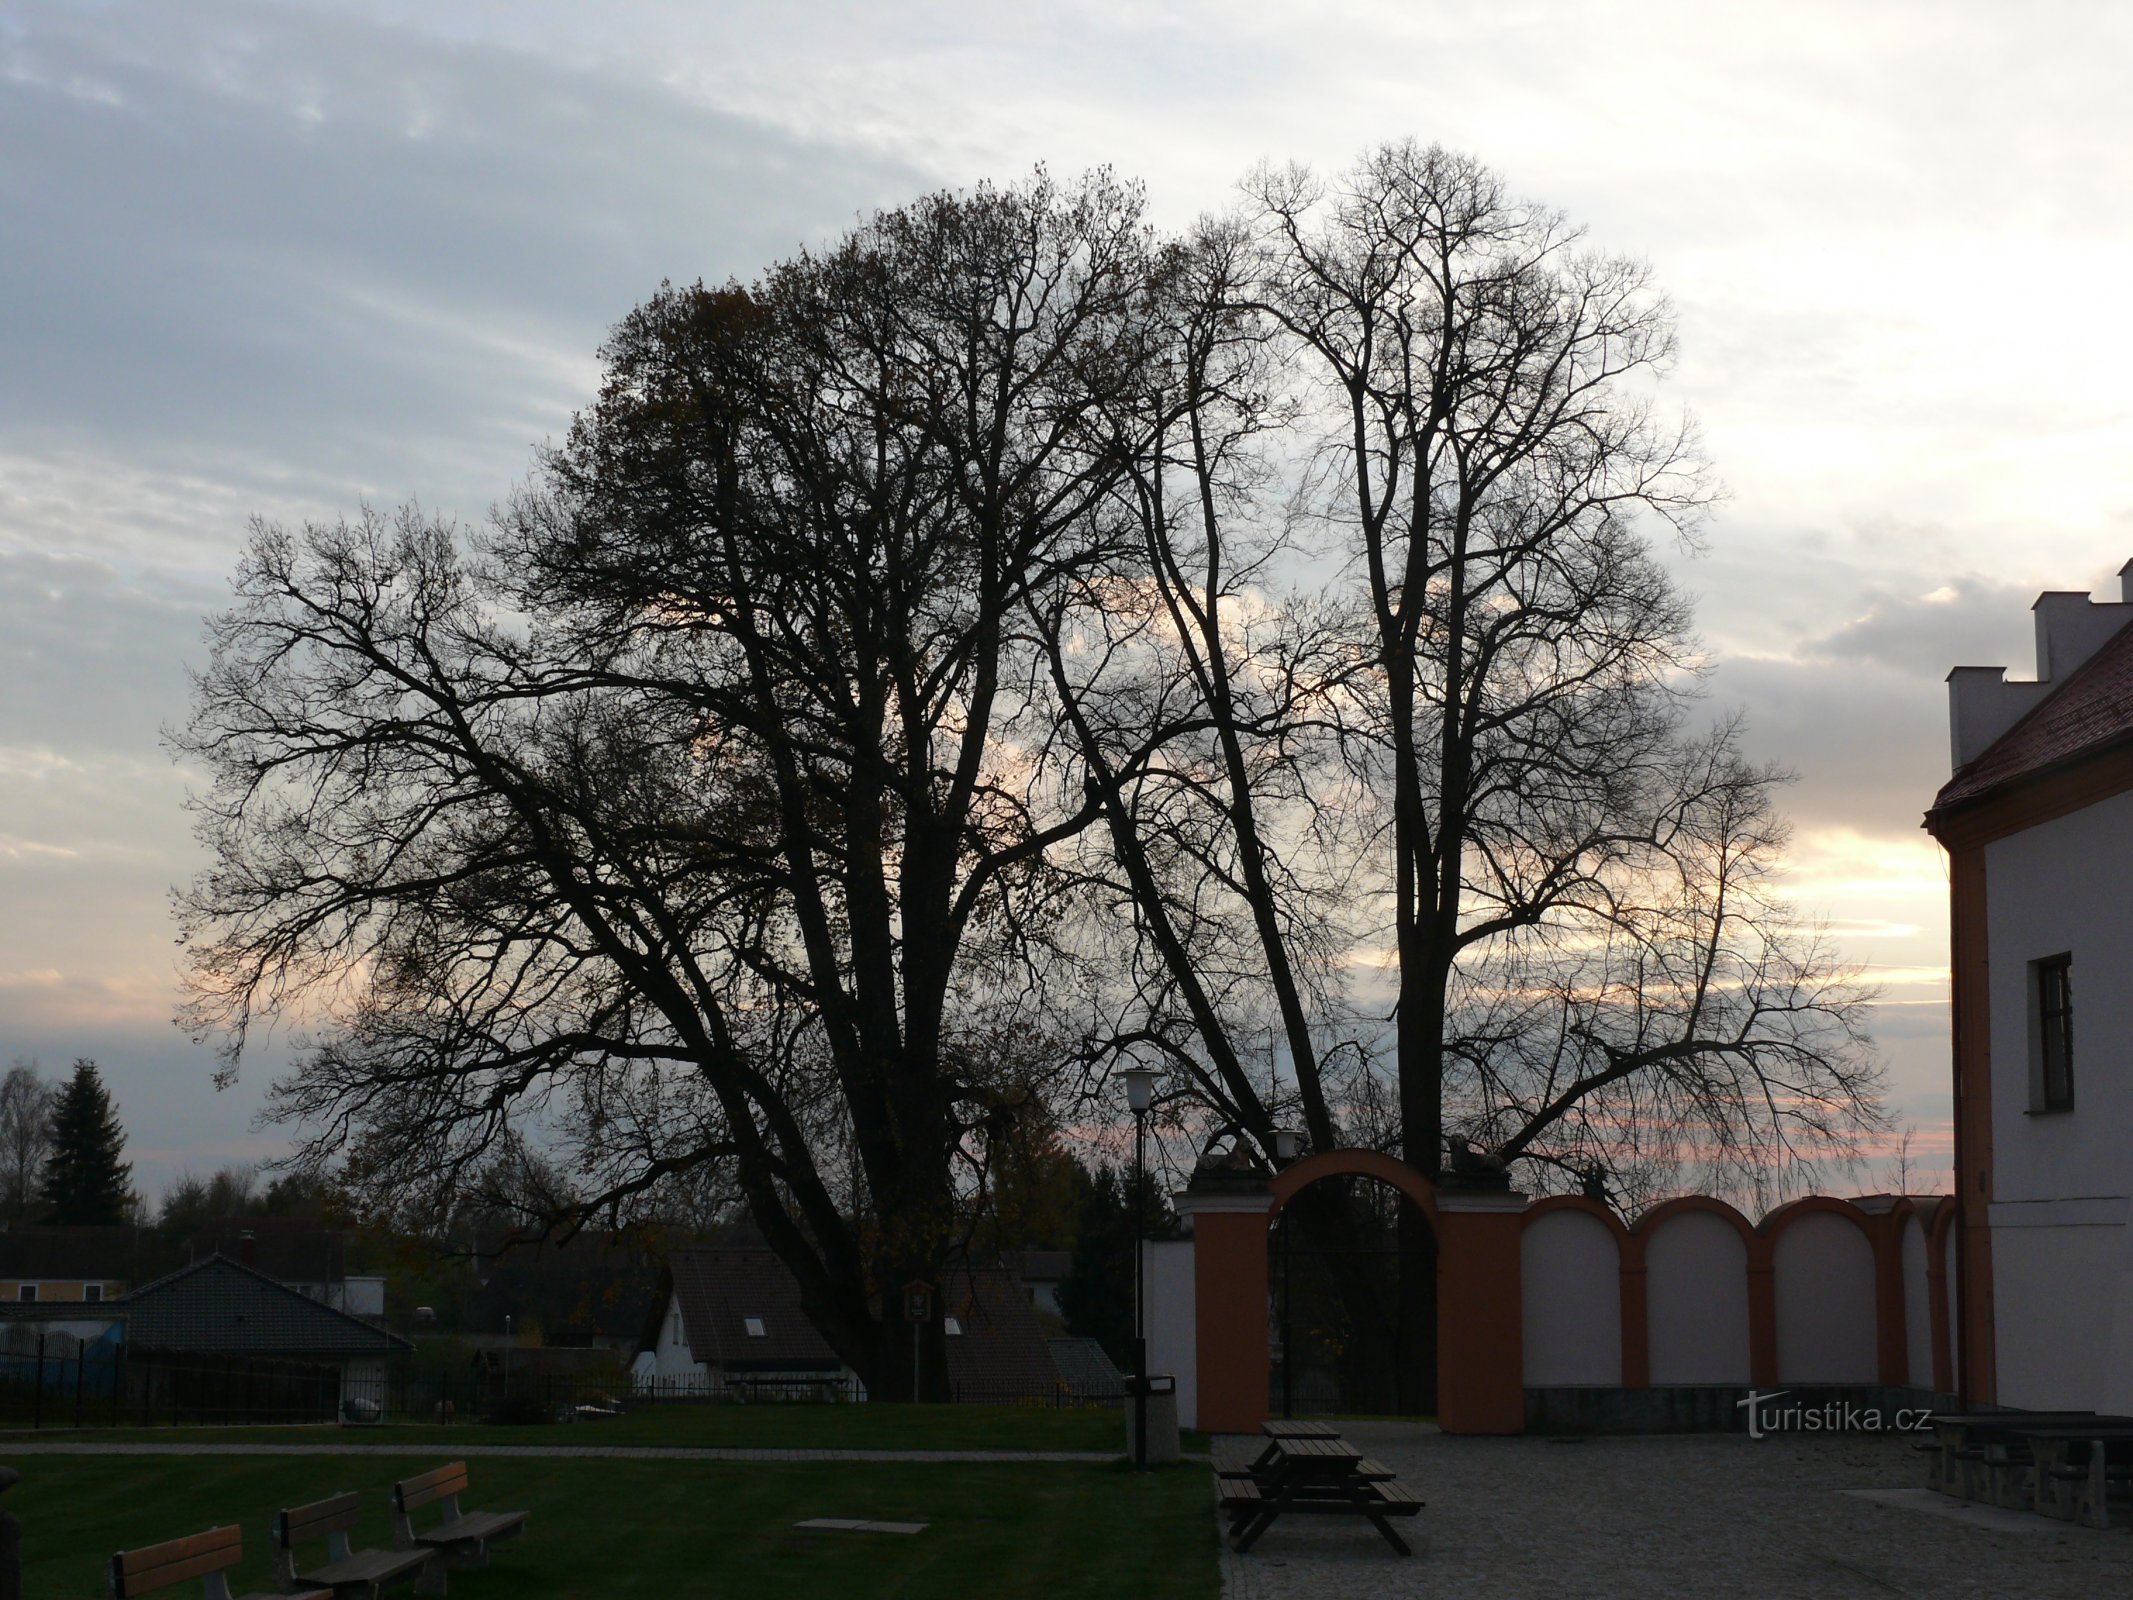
29;1334;42;1432
73;1342;84;1429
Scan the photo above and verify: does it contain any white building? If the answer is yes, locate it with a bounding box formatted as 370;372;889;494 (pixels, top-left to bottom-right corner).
1926;562;2133;1411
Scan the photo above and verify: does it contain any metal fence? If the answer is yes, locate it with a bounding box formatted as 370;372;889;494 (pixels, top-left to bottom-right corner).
335;1369;1127;1423
0;1327;342;1430
0;1326;1125;1430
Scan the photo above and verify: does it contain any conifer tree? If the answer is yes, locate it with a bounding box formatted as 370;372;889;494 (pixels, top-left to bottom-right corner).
37;1058;134;1225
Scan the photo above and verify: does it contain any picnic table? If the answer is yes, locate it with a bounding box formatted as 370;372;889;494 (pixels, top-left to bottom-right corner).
2008;1423;2133;1528
1220;1425;1424;1557
1923;1411;2116;1506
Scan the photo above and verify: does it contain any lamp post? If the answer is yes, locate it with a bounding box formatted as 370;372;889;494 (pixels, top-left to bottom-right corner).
1120;1065;1158;1470
1270;1128;1301;1418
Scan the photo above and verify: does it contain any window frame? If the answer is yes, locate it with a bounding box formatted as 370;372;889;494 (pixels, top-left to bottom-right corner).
2030;952;2075;1113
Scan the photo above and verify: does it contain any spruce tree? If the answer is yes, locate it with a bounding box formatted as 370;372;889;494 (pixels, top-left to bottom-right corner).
37;1058;134;1225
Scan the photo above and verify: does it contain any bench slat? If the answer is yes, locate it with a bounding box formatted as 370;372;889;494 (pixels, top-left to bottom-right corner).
395;1463;471;1512
280;1491;361;1546
115;1525;243;1595
305;1548;434;1584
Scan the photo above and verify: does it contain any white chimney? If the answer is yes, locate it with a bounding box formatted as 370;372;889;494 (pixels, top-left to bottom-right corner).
1947;564;2133;770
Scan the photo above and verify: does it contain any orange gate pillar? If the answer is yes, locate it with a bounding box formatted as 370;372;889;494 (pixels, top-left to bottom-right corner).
1174;1186;1273;1435
1435;1186;1529;1435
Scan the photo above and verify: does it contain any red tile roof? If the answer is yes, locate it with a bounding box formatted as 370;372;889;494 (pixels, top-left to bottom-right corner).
1932;614;2133;813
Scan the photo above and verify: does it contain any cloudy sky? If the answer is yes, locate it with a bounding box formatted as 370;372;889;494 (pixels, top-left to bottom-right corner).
4;0;2130;1201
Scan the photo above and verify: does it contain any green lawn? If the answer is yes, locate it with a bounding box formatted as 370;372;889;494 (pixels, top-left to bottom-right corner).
13;1453;1217;1599
7;1402;1208;1453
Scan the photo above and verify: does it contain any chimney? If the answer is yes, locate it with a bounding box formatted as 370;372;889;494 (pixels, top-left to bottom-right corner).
1947;565;2133;769
239;1230;257;1269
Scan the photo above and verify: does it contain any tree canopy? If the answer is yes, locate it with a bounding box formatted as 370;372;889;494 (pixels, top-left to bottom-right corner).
176;147;1883;1398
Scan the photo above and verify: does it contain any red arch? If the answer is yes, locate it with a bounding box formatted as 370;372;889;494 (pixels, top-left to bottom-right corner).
1268;1147;1439;1230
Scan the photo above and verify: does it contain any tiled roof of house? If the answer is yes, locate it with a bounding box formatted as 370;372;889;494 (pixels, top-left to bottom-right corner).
659;1248;1068;1398
1933;614;2133;813
118;1253;410;1357
667;1248;842;1368
942;1266;1065;1401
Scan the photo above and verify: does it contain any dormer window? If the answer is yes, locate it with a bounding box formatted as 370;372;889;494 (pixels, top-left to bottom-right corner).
744;1316;766;1337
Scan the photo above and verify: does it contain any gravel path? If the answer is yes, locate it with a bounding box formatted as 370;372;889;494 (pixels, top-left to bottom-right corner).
1215;1422;2133;1599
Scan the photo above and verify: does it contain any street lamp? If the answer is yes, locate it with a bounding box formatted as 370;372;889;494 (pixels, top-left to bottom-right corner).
1269;1129;1301;1418
1119;1065;1159;1469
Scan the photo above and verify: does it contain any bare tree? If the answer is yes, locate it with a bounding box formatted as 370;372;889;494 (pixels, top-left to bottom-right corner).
0;1061;51;1222
176;171;1161;1399
1035;144;1881;1407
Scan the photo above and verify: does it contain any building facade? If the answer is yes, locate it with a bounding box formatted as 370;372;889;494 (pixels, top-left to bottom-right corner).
1925;563;2133;1411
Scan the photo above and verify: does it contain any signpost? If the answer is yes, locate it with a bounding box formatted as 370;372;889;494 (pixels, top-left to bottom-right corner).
902;1281;933;1404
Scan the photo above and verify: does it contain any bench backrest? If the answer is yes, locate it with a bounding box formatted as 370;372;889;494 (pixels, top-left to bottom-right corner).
110;1525;241;1597
275;1491;360;1550
393;1463;470;1515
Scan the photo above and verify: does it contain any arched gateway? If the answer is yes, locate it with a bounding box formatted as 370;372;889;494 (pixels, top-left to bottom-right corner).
1173;1149;1526;1437
1159;1149;1959;1437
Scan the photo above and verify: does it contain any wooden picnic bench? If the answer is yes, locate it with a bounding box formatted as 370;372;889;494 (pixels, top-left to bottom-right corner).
109;1525;331;1600
274;1492;442;1598
1219;1431;1424;1556
2010;1424;2133;1529
391;1463;528;1569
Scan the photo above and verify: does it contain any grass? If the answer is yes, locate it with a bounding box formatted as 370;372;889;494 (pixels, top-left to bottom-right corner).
7;1401;1209;1454
15;1452;1217;1599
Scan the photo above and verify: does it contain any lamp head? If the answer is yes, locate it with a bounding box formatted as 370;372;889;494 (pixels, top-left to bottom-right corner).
1120;1066;1158;1114
1271;1127;1303;1164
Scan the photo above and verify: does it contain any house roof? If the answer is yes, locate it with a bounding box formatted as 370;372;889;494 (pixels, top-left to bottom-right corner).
941;1267;1065;1400
116;1253;410;1358
655;1249;1067;1397
666;1248;842;1368
1932;614;2133;815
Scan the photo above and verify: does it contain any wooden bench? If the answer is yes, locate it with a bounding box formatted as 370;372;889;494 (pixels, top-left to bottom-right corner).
274;1492;442;1598
391;1463;528;1569
110;1525;332;1600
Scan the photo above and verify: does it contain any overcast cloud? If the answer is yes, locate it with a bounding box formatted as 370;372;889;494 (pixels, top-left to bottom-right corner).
6;0;2131;1197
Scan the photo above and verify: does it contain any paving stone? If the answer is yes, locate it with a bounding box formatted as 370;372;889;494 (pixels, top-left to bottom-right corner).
1215;1422;2133;1599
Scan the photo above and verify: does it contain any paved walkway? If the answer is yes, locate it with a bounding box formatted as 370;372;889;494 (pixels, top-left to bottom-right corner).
1214;1422;2133;1599
0;1441;1114;1462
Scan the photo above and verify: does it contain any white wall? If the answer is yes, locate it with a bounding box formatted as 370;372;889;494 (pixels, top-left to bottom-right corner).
1145;1239;1197;1430
1773;1212;1877;1383
646;1290;709;1387
1982;792;2133;1410
1643;1209;1752;1385
1993;1220;2123;1409
1901;1215;1933;1388
1521;1209;1621;1386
